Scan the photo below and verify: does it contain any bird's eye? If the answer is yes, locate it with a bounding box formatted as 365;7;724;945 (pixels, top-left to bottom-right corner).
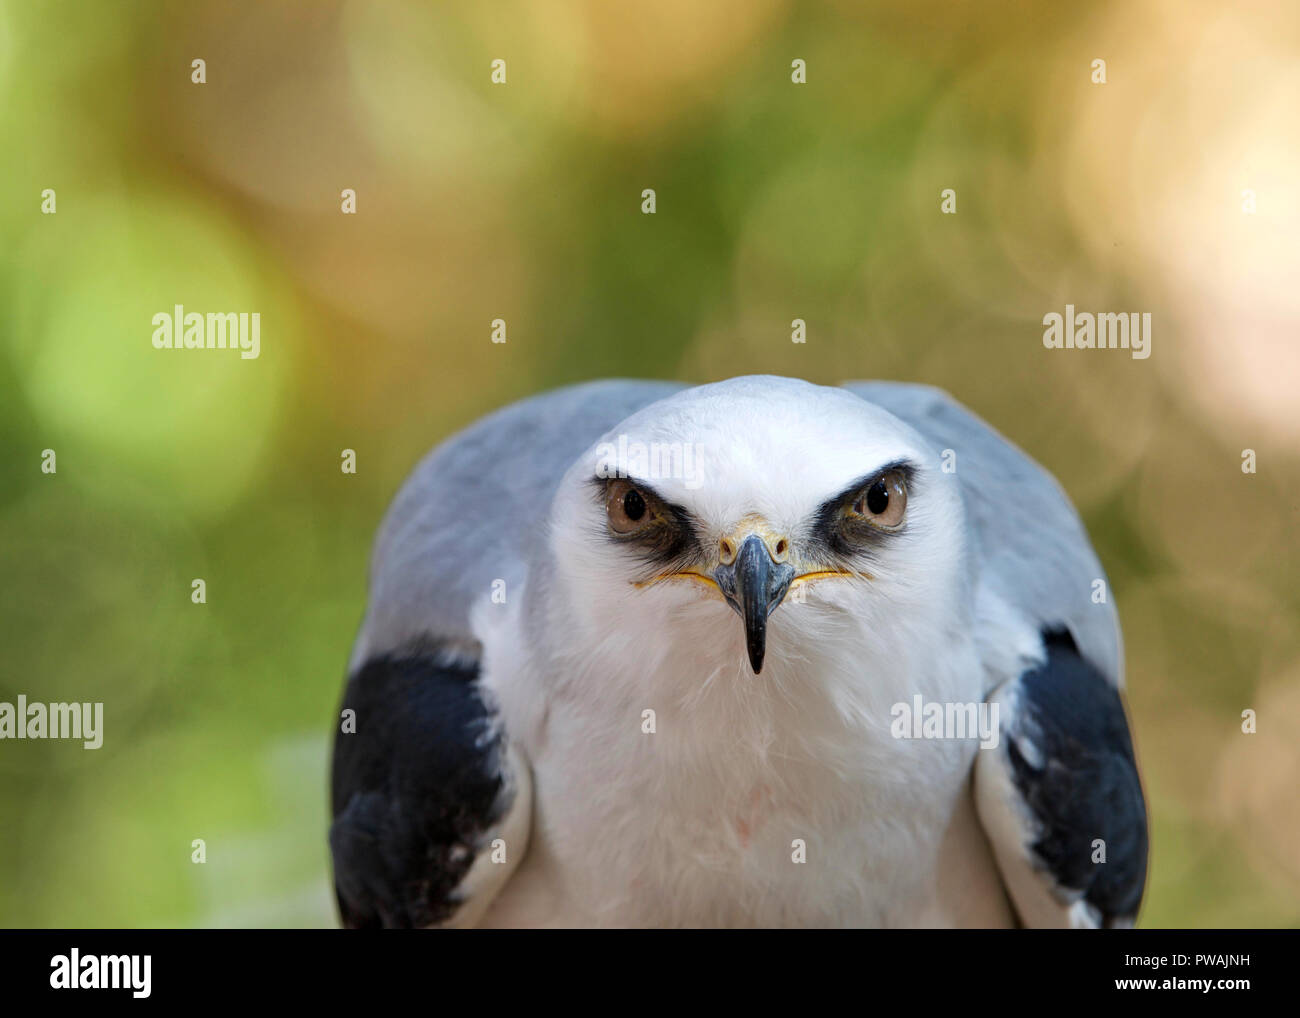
606;479;656;534
849;469;908;529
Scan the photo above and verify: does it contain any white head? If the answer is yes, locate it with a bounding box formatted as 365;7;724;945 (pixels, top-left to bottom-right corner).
544;376;973;713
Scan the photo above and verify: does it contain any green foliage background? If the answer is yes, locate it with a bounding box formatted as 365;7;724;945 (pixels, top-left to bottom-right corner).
2;1;1297;926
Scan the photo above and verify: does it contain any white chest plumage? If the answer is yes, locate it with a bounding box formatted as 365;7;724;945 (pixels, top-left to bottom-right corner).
478;593;1013;928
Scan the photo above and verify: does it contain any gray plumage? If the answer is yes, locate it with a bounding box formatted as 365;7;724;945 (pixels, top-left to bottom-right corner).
350;380;683;672
844;380;1122;686
331;376;1146;928
357;380;1119;685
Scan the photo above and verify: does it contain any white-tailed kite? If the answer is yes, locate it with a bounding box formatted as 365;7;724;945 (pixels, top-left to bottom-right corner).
330;376;1147;927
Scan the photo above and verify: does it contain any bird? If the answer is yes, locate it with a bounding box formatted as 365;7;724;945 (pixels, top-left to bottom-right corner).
329;375;1147;928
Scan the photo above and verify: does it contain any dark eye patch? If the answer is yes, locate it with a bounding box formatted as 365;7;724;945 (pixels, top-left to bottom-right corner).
588;476;702;574
810;460;917;558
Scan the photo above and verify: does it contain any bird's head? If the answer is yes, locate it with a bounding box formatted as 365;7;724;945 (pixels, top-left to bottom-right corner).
546;376;970;685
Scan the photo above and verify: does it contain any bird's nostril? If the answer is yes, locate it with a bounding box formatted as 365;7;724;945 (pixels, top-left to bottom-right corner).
775;539;788;559
719;538;735;563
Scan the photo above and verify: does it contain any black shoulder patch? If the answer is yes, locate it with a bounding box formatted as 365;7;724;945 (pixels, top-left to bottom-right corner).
1006;628;1148;926
329;642;508;928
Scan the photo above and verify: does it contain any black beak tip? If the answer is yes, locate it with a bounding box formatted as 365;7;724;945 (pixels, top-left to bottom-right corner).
715;534;795;677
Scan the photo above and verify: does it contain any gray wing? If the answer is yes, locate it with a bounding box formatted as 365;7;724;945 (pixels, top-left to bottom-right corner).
841;380;1120;678
331;378;686;927
350;378;688;669
841;381;1147;927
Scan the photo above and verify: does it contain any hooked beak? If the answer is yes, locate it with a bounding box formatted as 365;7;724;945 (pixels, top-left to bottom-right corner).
713;534;796;674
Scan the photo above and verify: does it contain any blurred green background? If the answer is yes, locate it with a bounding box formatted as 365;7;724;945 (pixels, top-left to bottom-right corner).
1;0;1297;927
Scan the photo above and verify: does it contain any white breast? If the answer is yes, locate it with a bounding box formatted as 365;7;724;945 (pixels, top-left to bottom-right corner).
477;593;1013;927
